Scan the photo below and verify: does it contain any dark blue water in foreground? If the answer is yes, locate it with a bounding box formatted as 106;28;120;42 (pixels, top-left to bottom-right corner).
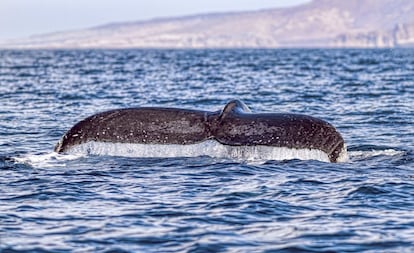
1;49;413;252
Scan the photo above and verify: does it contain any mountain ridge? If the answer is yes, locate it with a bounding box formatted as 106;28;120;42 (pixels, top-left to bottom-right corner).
2;0;414;49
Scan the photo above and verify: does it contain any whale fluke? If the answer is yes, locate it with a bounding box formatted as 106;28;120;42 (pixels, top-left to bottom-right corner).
55;100;347;162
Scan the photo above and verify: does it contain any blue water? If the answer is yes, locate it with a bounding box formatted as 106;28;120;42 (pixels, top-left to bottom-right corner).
1;49;413;252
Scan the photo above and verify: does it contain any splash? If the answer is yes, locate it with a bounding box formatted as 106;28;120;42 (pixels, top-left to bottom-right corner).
67;140;332;163
12;152;85;168
348;149;406;161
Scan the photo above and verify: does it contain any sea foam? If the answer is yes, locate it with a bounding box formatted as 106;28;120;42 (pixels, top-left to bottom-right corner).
67;140;333;163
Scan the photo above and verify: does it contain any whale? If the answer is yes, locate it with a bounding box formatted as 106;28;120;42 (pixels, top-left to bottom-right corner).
54;100;348;162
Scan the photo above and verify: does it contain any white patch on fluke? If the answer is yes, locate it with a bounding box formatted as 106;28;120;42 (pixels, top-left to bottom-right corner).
67;140;332;163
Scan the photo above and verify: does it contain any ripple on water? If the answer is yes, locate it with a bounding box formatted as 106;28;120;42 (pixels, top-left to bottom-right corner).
0;49;414;252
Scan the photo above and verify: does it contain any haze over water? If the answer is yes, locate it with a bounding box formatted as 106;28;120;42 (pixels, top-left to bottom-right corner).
1;49;414;252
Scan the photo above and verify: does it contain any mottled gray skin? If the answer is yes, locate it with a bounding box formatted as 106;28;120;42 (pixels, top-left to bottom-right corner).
55;100;346;162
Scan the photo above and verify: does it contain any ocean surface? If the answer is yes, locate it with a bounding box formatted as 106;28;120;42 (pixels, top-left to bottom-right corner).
1;49;413;252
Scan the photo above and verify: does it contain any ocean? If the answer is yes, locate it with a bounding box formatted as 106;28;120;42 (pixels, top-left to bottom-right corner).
1;49;413;252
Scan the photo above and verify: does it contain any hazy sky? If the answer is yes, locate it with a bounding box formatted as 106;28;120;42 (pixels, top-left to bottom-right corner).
0;0;310;40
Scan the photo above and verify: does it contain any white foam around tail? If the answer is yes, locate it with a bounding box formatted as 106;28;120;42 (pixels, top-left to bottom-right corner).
13;152;85;168
348;149;405;161
67;140;332;163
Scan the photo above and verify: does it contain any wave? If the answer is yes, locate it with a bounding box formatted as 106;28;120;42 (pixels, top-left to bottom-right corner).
348;146;406;161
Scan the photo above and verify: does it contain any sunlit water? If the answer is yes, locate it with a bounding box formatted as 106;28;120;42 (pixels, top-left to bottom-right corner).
1;49;413;252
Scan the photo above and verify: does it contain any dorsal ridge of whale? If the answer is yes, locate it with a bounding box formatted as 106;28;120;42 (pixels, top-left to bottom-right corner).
218;100;251;121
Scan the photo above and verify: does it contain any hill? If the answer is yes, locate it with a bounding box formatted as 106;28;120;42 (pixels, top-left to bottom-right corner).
2;0;414;48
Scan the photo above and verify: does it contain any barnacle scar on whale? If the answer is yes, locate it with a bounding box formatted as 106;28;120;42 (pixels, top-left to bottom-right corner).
55;100;348;163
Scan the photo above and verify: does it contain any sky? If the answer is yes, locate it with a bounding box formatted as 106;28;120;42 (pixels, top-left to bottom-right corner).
0;0;310;40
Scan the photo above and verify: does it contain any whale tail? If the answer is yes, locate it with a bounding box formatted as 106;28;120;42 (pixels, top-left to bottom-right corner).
55;100;347;163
